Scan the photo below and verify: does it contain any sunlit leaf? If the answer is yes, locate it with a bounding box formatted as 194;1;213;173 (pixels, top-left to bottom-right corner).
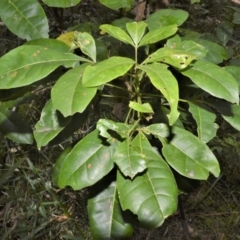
129;101;153;113
42;0;81;7
181;60;239;104
138;63;179;125
126;22;147;46
82;57;134;87
51;65;97;117
57;129;119;190
117;140;178;229
0;46;90;89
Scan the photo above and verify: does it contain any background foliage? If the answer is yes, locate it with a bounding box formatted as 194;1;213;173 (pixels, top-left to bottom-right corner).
0;0;240;239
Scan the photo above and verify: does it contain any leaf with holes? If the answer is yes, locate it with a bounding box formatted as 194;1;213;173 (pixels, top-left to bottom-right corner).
0;45;90;89
0;0;49;40
161;127;220;179
181;60;239;104
51;65;97;117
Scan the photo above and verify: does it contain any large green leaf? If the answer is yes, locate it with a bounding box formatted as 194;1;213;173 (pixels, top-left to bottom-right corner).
0;45;89;89
117;140;178;229
182;38;227;64
0;108;33;144
112;138;147;179
146;9;189;31
82;57;135;87
181;60;239;104
161;127;220;179
88;179;134;239
25;39;71;53
51;65;97;117
142;123;170;138
126;22;147;46
188;102;218;143
139;25;178;47
0;0;49;40
99;0;132;10
33;100;71;149
100;24;134;45
57;129;118;190
42;0;81;7
138;63;179;126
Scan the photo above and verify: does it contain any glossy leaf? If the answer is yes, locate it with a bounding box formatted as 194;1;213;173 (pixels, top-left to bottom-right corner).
0;108;33;144
139;25;178;47
181;60;239;104
88;179;133;239
57;129;118;190
97;119;131;138
0;0;49;40
113;138;147;179
25;39;71;52
188;102;218;143
129;101;153;113
51;65;97;117
182;38;227;64
146;9;189;31
126;22;147;46
99;0;132;10
82;57;134;87
138;63;179;125
161;127;220;179
74;32;97;62
165;36;208;60
100;24;134;45
142;48;196;69
34;100;71;149
42;0;81;7
117;140;178;229
0;45;89;89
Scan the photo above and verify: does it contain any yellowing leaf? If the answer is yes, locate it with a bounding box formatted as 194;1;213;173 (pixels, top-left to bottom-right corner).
57;31;75;48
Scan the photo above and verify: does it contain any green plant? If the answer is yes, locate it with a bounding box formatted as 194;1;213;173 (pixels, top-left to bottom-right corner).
0;0;240;239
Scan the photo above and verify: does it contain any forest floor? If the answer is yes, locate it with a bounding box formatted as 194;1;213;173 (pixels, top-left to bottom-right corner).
0;0;240;239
